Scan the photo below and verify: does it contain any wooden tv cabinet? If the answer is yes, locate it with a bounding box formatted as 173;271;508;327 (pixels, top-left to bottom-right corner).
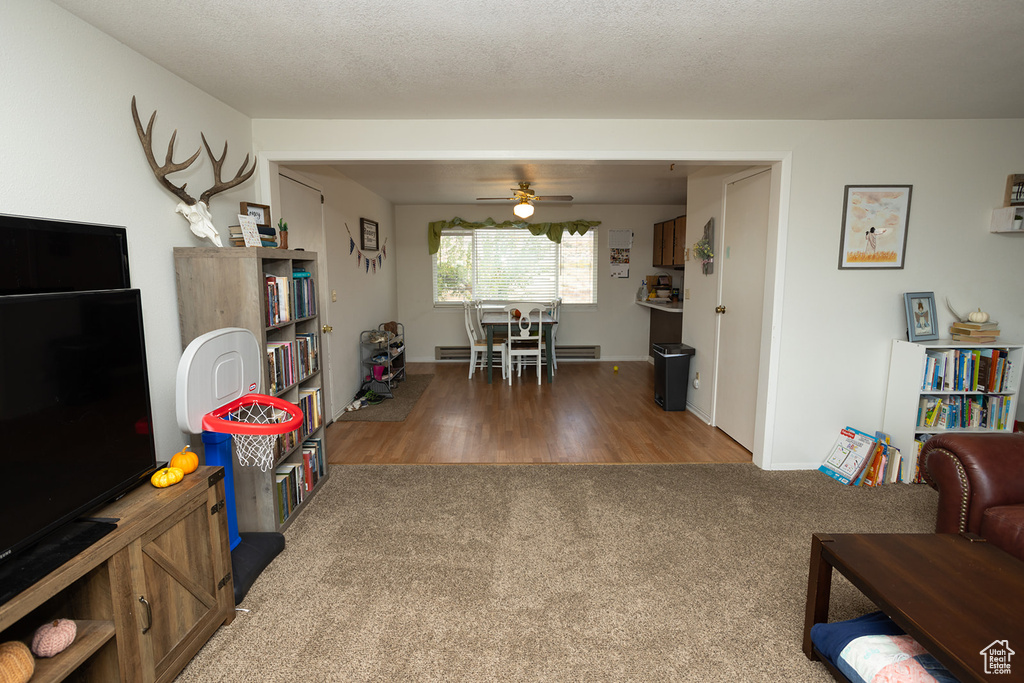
0;466;234;682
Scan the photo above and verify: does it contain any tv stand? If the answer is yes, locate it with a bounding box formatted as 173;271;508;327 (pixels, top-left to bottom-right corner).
0;466;234;682
0;519;117;607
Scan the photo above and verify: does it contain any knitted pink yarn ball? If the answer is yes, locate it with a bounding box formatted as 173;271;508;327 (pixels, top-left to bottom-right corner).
31;619;76;658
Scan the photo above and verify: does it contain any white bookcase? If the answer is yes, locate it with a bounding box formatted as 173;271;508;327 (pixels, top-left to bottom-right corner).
882;339;1023;457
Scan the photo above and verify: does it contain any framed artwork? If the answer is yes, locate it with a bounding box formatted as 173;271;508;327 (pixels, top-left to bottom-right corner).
240;202;271;227
360;218;379;251
904;291;938;342
838;185;912;269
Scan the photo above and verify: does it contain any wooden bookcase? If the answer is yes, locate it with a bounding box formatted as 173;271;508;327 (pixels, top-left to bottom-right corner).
882;339;1023;458
0;467;233;683
174;247;329;534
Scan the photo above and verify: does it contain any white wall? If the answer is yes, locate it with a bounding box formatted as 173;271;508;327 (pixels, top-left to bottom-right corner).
253;117;1024;469
1;0;257;459
277;165;398;417
394;203;685;362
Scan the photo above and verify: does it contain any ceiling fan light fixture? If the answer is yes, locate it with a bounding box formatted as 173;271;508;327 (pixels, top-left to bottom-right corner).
513;200;534;219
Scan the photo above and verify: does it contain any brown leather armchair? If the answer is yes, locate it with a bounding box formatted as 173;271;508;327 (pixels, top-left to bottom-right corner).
922;432;1024;562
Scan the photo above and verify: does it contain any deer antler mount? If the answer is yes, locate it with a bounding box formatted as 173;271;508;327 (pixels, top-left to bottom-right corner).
131;96;256;247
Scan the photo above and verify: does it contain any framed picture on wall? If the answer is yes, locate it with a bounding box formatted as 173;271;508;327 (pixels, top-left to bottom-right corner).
360;218;379;251
904;291;938;342
838;185;912;269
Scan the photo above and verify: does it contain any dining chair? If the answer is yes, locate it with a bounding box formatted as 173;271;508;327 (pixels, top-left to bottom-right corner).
505;303;545;385
549;297;562;372
464;301;505;379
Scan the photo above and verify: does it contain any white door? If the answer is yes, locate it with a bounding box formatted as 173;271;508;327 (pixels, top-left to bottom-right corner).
713;168;771;451
278;172;336;420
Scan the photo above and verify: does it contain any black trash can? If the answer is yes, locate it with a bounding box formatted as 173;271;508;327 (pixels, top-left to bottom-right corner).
652;342;695;411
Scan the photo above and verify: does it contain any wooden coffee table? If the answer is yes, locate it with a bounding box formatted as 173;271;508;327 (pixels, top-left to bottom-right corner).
803;533;1024;682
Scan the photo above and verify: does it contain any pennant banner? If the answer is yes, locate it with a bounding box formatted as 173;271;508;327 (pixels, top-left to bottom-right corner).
346;222;388;275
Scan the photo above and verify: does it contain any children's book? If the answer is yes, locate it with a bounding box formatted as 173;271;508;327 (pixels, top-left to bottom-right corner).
819;426;878;485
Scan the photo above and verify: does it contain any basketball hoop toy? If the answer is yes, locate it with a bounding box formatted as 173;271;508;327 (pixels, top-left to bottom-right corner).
176;327;303;604
202;393;304;473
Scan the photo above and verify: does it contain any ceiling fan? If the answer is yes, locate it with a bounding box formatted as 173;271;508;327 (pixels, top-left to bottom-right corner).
476;182;573;219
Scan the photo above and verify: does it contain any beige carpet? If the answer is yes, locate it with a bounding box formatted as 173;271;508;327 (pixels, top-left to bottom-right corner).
175;464;939;682
334;373;433;422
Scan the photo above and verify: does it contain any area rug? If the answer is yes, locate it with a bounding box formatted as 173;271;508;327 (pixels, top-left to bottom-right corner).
175;464;939;682
334;373;433;422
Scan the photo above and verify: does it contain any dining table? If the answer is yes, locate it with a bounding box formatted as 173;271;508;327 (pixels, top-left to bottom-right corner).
479;311;555;384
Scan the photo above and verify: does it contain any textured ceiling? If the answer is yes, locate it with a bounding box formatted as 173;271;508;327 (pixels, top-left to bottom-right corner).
52;0;1024;120
51;0;1024;206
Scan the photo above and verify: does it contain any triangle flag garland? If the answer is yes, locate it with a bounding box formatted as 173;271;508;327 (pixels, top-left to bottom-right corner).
345;222;388;275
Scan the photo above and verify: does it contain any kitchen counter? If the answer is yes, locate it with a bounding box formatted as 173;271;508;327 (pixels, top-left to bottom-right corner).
636;300;684;313
637;299;684;357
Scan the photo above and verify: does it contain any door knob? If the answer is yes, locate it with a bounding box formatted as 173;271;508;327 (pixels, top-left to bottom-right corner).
715;305;727;314
322;324;333;333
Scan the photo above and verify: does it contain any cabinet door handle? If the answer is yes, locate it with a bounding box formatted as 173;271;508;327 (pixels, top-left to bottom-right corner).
139;595;152;634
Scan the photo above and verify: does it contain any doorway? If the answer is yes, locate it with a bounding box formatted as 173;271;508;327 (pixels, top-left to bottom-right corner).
278;171;336;420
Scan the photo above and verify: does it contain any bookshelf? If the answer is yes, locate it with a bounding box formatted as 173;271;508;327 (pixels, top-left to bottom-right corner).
174;247;329;533
882;339;1023;460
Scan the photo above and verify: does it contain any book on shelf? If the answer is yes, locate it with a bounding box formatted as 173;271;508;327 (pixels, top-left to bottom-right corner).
952;333;998;343
266;341;295;392
950;320;999;330
298;387;323;435
231;224;277;237
275;474;290;523
264;274;291;325
950;325;1001;336
819;426;878;485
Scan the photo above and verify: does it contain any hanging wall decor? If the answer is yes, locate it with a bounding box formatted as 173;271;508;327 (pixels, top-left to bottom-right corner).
130;96;256;247
838;185;912;269
694;218;714;276
346;222;388;274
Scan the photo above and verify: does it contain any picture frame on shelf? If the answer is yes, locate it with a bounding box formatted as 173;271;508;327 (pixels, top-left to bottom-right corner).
904;291;938;342
838;185;912;270
240;202;271;227
360;218;379;251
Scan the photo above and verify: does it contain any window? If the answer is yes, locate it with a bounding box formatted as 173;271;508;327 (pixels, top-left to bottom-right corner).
433;227;597;304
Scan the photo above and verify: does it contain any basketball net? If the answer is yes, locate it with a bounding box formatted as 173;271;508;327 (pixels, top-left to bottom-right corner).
202;394;304;473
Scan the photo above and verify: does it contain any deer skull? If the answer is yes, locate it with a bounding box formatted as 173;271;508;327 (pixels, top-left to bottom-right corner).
131;96;255;247
175;201;220;246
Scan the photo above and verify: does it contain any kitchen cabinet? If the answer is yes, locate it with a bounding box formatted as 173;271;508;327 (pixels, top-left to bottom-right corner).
653;215;687;268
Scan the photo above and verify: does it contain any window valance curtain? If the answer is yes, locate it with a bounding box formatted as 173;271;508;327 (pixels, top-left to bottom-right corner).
427;217;601;254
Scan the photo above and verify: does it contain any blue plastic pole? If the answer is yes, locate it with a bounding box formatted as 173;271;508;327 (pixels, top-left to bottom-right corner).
202;430;240;551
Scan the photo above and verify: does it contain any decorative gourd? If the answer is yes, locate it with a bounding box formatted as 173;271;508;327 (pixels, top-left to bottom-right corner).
31;618;77;658
968;308;990;323
169;446;199;474
0;641;34;683
150;466;184;488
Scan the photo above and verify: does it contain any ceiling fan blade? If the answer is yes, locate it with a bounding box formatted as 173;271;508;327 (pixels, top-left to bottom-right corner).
476;197;517;201
533;195;574;201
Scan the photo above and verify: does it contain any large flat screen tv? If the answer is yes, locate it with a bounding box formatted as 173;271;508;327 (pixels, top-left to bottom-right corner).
0;289;158;581
0;213;130;294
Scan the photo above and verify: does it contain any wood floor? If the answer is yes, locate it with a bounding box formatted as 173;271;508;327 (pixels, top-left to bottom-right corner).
325;361;753;464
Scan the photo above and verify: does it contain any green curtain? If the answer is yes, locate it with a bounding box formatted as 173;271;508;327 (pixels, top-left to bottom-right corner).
427;217;601;254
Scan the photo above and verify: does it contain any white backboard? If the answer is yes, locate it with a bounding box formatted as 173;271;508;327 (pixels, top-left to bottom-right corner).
176;327;262;434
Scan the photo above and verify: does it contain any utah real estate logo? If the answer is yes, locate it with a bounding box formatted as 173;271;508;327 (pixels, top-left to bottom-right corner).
980;640;1015;675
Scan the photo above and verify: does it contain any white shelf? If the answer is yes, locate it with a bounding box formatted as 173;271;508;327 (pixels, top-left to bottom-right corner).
882;339;1023;458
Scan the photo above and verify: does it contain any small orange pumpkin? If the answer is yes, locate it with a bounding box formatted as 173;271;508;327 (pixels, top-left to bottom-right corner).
150;467;184;488
169;446;199;474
